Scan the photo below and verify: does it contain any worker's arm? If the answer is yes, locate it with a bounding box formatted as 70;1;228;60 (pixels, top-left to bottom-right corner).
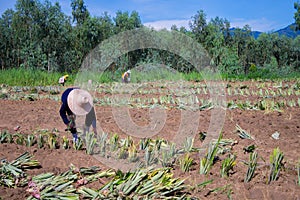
59;102;70;125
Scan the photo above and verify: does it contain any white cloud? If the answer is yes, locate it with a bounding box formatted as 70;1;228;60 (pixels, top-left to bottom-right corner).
144;19;190;30
144;18;287;33
230;18;281;32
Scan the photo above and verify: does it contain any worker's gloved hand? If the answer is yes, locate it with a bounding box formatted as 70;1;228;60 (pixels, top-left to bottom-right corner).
72;133;78;143
93;128;97;135
70;128;77;134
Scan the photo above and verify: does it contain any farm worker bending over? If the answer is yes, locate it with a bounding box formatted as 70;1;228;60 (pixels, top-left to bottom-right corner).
83;106;97;135
122;70;131;83
58;74;69;86
59;88;96;143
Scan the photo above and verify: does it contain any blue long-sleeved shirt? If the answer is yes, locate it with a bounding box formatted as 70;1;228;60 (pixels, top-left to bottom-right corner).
59;88;76;125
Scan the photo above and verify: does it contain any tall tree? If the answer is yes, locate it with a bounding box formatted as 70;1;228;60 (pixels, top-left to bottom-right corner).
189;10;207;43
223;19;232;46
114;10;142;33
113;10;142;70
291;35;300;69
272;34;291;68
98;12;114;40
41;1;73;71
203;18;226;66
71;0;90;26
295;1;300;30
256;33;273;66
0;9;15;69
12;0;43;68
232;25;253;74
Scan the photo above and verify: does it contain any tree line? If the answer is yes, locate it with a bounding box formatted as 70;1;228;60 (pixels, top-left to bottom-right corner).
0;0;299;76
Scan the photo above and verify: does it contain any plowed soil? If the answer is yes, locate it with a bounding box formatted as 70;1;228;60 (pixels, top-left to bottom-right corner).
0;81;300;199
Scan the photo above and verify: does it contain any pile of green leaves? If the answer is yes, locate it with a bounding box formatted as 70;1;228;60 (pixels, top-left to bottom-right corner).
79;167;187;199
0;152;40;187
26;165;115;200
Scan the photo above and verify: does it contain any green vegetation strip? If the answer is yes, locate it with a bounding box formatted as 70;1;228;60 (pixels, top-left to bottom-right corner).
0;151;189;199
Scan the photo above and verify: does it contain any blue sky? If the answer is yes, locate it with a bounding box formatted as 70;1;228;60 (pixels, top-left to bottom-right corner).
0;0;297;32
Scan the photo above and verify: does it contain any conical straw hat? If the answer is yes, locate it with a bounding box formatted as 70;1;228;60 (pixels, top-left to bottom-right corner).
67;89;93;116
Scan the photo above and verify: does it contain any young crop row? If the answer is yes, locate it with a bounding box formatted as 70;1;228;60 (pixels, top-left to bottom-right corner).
97;84;300;98
1;80;300;96
1;85;60;94
227;87;300;97
1;127;299;189
94;96;300;112
1;88;300;113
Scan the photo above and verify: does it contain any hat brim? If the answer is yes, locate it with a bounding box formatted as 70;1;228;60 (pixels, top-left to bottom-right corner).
67;89;93;116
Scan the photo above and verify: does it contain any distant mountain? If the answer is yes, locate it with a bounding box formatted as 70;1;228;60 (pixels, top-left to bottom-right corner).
230;23;300;39
274;23;300;38
250;31;262;39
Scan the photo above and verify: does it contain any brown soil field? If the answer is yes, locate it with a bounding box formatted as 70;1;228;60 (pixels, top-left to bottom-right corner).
0;81;300;199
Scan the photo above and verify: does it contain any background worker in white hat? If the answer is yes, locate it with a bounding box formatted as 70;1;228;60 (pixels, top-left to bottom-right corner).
58;74;69;86
122;70;131;83
59;87;96;142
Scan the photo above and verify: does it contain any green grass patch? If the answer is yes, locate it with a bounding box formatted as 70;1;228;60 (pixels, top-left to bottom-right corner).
0;68;65;86
1;66;300;87
0;68;117;86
